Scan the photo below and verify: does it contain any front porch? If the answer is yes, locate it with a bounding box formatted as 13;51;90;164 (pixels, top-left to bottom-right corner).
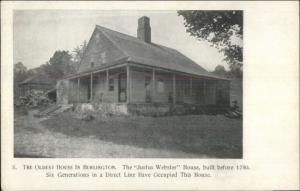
57;63;230;107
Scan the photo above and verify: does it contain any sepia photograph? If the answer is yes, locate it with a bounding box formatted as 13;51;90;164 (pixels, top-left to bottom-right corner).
13;10;244;158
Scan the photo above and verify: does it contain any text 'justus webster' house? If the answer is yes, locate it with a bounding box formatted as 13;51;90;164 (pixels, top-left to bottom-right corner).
57;16;230;113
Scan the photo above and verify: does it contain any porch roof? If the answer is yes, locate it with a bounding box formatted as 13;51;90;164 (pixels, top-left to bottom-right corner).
63;58;229;81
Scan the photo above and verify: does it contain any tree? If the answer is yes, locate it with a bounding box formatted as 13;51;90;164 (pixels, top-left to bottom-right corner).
43;50;73;80
14;62;30;99
14;62;28;83
72;40;88;71
42;41;87;80
178;10;243;77
213;65;227;76
14;62;27;74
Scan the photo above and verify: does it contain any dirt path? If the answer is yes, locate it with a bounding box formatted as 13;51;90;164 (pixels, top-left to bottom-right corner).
14;110;205;158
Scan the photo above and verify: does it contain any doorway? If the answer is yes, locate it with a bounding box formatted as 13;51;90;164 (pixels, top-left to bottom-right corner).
118;73;127;102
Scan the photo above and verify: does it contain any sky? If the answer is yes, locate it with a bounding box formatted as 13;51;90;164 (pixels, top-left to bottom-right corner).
13;10;228;71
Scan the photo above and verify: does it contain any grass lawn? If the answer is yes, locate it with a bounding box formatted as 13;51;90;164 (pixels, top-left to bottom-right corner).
38;112;242;158
14;100;242;158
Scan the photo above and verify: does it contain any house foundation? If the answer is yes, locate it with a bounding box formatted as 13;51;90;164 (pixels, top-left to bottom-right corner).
72;101;229;117
75;103;129;115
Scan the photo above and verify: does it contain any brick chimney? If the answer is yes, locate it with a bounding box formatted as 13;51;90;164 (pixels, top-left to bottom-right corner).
137;16;151;43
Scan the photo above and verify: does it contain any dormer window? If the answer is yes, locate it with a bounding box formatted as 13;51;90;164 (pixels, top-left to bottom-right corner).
90;62;94;68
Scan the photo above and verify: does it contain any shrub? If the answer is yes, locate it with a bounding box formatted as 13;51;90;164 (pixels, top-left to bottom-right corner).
16;90;54;109
81;112;95;121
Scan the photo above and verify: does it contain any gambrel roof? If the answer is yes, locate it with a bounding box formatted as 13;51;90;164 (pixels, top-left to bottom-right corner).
74;24;227;80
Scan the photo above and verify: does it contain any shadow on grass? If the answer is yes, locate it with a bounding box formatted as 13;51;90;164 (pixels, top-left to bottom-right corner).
14;154;51;158
41;112;242;158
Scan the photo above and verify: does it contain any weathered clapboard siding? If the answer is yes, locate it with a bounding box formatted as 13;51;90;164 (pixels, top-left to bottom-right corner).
78;28;127;73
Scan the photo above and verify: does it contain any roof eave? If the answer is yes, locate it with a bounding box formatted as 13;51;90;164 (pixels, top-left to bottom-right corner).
127;61;230;81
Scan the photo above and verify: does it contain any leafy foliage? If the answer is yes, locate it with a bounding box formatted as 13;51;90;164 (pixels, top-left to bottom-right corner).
42;41;87;80
14;62;28;82
16;90;53;108
14;62;30;99
213;65;227;76
14;61;27;73
14;40;88;103
72;40;88;70
178;10;243;77
42;50;73;80
14;40;87;88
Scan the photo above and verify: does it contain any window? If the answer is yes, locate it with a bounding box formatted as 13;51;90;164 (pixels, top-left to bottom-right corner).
109;78;114;91
184;80;190;96
145;76;151;88
145;76;151;102
157;78;165;93
100;52;106;63
90;62;94;68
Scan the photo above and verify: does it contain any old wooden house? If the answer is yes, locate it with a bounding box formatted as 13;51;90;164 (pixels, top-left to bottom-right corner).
57;16;230;114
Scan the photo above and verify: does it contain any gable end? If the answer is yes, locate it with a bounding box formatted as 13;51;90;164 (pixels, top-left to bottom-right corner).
77;27;128;73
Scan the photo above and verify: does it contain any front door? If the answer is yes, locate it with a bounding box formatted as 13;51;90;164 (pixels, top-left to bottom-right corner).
118;73;127;102
145;76;151;102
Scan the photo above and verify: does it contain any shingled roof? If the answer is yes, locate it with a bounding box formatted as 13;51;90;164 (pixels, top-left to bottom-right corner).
19;74;55;86
96;25;225;79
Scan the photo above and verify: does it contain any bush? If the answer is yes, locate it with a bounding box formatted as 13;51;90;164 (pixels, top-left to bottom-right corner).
81;112;95;121
128;103;170;117
15;90;54;109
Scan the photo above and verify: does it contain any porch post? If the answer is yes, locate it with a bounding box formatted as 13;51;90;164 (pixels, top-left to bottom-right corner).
126;65;131;103
77;78;80;103
90;73;93;102
106;70;109;91
152;69;155;102
203;80;206;104
173;73;176;104
214;80;218;104
190;77;193;96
